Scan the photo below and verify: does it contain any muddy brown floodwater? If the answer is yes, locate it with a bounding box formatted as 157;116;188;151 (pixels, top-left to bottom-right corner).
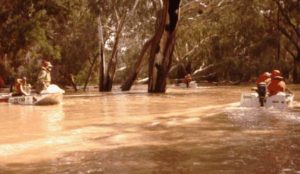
0;85;300;174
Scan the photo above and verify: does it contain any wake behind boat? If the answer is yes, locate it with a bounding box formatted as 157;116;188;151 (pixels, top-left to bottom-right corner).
8;85;64;105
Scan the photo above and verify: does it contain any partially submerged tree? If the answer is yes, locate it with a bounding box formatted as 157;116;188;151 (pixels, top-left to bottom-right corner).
120;38;153;91
121;0;206;91
147;0;181;93
1;0;299;89
94;0;141;92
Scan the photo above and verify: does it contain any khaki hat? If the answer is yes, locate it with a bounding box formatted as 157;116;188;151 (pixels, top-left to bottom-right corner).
263;72;271;77
42;60;53;67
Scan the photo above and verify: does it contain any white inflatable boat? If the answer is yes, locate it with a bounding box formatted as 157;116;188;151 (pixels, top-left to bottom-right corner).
177;81;198;88
240;92;294;109
8;85;65;105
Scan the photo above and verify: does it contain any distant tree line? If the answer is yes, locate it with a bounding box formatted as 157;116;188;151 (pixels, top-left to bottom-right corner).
0;0;299;92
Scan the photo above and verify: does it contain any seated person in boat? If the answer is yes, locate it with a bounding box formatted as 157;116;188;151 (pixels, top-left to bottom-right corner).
12;77;31;96
36;60;52;93
256;72;271;86
182;73;193;88
255;72;271;101
267;70;286;96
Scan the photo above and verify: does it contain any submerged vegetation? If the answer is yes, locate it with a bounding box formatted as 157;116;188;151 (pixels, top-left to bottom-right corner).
0;0;299;92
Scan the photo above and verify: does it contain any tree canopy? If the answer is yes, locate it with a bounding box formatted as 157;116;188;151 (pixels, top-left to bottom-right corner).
0;0;299;91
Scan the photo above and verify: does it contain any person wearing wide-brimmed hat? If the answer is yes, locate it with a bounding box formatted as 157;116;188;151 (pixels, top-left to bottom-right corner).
35;60;53;93
267;70;286;96
256;72;271;86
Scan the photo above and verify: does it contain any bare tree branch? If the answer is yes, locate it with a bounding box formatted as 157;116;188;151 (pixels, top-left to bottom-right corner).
180;1;207;16
285;46;297;59
273;0;300;37
121;38;153;91
263;14;300;52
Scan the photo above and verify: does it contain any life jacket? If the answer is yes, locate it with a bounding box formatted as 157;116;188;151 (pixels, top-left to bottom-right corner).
36;67;51;93
267;77;286;96
256;73;270;85
14;80;22;94
182;74;192;84
38;67;51;85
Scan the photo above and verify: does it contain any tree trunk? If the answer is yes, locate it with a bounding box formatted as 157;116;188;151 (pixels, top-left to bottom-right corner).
98;16;106;92
293;54;300;83
104;15;126;91
69;74;77;92
98;0;139;92
148;0;181;93
83;54;98;92
121;38;152;91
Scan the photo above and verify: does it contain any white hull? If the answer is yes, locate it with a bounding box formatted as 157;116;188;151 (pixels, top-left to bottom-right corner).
8;93;63;105
177;81;198;88
8;84;64;105
240;92;293;109
0;93;11;102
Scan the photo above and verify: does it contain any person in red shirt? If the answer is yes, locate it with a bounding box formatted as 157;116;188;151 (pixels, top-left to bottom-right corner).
267;70;286;96
182;74;193;88
256;72;271;85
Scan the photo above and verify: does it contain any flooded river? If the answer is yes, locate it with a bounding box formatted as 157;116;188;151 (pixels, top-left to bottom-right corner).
1;85;300;174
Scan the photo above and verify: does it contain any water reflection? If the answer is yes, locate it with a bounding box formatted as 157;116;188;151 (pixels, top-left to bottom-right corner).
41;105;64;132
0;105;67;164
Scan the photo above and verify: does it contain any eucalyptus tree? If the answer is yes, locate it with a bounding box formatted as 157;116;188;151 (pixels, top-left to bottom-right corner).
0;0;68;75
261;0;300;82
57;0;99;91
121;0;206;91
88;0;157;91
175;0;292;82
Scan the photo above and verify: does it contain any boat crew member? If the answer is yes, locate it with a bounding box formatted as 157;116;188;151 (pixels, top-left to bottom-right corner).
36;60;52;93
270;69;281;79
182;73;193;88
268;70;286;96
256;72;271;86
255;72;271;106
13;77;31;96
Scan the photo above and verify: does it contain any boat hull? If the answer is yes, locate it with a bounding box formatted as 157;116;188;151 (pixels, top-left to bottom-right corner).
0;94;10;103
8;93;63;105
240;92;293;109
0;96;9;102
177;81;198;88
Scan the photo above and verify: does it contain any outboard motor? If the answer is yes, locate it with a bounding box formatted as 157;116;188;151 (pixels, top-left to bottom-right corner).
257;82;267;107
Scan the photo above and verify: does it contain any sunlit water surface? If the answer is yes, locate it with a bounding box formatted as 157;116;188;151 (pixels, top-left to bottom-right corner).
1;85;300;174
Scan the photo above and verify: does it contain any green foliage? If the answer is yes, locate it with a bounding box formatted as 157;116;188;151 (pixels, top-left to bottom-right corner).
1;0;299;88
175;0;299;82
